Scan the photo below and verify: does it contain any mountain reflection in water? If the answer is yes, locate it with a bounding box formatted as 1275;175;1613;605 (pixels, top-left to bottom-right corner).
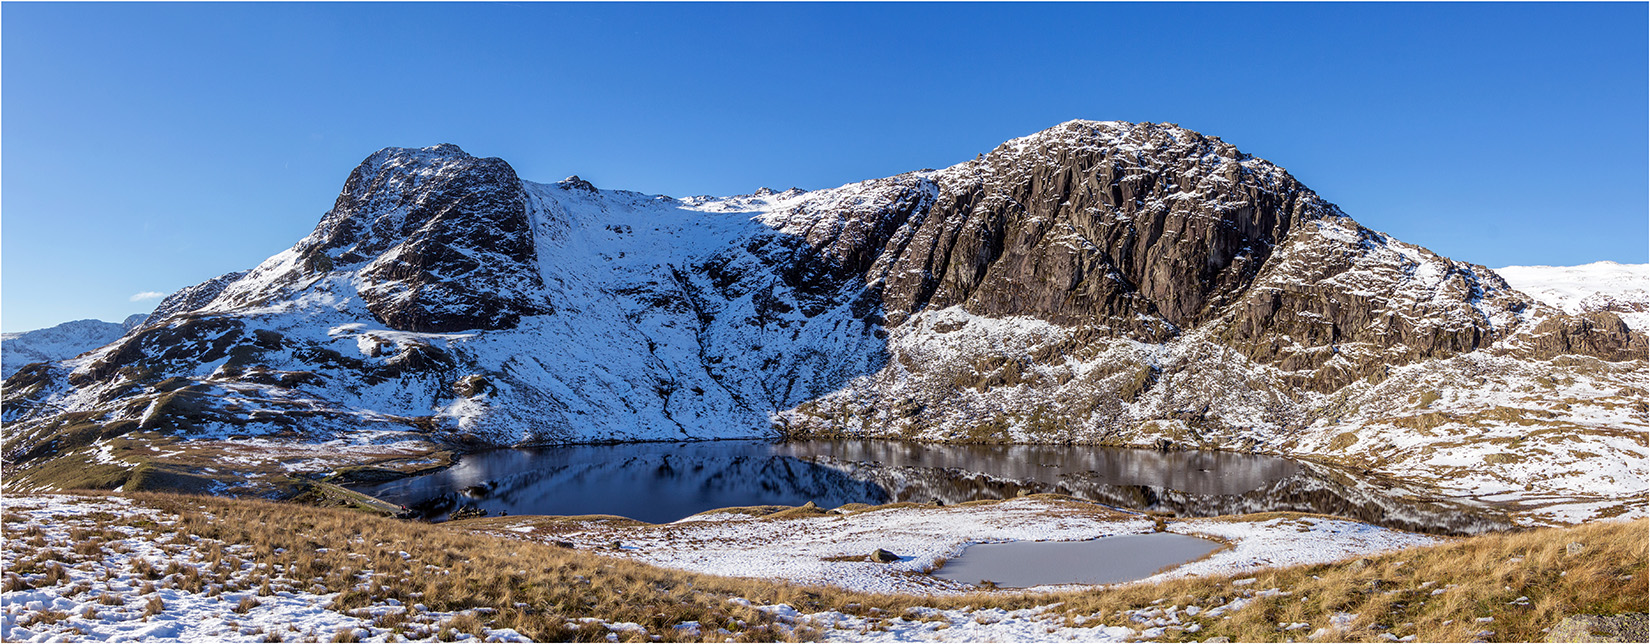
352;439;1511;534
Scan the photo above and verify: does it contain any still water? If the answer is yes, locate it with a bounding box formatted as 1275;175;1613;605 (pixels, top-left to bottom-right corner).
931;533;1225;587
351;439;1509;534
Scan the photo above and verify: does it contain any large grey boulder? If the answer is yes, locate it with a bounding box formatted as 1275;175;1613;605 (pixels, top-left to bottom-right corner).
1546;614;1648;643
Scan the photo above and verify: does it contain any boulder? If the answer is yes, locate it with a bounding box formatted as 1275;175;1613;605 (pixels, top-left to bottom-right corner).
448;505;487;520
1545;614;1648;643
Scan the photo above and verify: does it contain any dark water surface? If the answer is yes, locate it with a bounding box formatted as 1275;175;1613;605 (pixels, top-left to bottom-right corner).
351;439;1510;534
931;533;1225;587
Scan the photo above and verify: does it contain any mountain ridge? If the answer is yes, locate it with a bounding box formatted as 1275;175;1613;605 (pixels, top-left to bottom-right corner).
3;121;1643;524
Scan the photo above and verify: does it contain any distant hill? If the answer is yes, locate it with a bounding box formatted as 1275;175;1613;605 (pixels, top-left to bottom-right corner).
1;314;147;378
1497;261;1649;331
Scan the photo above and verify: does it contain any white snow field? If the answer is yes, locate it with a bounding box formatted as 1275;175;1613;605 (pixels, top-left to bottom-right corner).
472;497;1441;596
1496;261;1649;331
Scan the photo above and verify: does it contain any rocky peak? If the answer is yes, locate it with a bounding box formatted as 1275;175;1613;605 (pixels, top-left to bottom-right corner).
193;144;552;333
558;175;597;192
304;144;522;262
861;120;1332;336
760;119;1579;390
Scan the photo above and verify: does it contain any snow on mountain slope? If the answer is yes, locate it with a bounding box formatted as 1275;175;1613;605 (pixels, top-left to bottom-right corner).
1;314;146;378
1496;261;1650;331
3;122;1644;523
4;154;902;447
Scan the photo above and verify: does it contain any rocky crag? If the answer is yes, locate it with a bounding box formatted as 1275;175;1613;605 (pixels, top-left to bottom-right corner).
3;121;1643;522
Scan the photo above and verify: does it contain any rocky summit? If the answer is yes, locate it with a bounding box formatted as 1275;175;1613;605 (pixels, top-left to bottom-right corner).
2;121;1644;522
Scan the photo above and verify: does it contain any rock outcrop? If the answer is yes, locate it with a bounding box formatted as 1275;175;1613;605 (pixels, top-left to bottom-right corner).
1525;311;1646;361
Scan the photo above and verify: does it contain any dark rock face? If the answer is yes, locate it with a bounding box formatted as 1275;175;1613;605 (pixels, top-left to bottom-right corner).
72;315;249;386
875;123;1320;335
305;144;550;332
145;146;551;334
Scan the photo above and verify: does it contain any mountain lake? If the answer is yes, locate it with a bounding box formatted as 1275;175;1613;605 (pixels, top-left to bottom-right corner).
350;439;1511;535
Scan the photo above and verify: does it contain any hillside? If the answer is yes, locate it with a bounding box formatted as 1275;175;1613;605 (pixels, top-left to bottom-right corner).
2;121;1643;523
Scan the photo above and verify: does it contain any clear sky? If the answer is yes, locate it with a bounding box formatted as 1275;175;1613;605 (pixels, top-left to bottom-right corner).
3;2;1646;332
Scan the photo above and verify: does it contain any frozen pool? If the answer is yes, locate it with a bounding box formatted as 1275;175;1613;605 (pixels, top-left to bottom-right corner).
930;532;1225;587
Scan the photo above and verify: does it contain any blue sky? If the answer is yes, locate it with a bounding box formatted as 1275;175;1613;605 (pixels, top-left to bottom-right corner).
3;2;1645;332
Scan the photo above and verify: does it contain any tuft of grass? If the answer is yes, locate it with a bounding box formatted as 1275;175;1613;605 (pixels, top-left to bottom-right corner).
22;609;72;628
235;596;262;614
42;562;69;586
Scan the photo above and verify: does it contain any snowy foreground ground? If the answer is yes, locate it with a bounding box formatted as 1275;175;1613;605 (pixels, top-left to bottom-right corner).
0;495;533;643
473;497;1441;596
0;493;1453;642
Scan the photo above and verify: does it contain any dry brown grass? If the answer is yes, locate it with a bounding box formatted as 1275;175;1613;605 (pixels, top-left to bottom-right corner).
464;507;1641;643
20;609;72;628
119;492;857;641
998;517;1648;642
8;491;1643;643
235;595;262;613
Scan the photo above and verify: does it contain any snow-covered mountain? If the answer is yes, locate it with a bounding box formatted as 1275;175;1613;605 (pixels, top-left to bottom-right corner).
1;314;147;378
3;121;1643;521
1496;261;1649;332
